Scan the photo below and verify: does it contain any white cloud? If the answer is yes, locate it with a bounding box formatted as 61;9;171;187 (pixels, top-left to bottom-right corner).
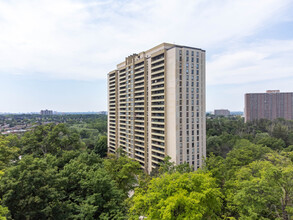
207;40;293;85
0;0;292;80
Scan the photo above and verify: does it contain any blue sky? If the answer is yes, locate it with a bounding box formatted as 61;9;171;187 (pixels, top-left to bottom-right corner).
0;0;293;113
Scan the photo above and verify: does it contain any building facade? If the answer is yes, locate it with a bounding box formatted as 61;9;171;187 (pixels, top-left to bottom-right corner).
214;109;230;117
40;109;53;115
245;90;293;122
108;43;206;173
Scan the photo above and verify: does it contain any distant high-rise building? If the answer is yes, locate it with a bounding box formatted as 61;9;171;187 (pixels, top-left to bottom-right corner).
97;111;107;115
245;90;293;122
107;43;206;173
40;109;53;115
214;109;230;117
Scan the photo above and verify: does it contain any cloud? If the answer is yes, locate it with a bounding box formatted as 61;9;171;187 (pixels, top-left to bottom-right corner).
0;0;292;81
207;39;293;85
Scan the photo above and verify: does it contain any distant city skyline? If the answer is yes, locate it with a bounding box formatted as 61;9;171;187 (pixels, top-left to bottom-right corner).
1;0;293;113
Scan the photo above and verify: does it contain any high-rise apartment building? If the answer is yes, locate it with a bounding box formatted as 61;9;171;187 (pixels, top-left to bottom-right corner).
214;109;230;117
245;90;293;122
40;109;53;115
108;43;206;173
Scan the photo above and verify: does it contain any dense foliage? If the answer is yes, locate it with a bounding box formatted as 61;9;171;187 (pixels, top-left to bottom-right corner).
0;119;137;220
0;115;293;219
130;171;222;220
206;117;293;157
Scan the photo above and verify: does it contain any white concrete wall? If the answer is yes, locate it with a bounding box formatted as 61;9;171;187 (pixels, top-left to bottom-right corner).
165;48;177;164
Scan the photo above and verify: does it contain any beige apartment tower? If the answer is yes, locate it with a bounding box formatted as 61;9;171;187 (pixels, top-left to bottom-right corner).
108;43;206;173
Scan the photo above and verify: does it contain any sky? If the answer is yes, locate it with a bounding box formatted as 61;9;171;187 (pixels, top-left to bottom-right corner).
0;0;293;113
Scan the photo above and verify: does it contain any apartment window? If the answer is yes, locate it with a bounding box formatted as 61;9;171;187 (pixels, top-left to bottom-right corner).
196;58;199;63
186;87;189;92
191;57;194;62
192;69;194;74
186;100;189;105
179;69;182;74
191;51;194;56
179;50;182;55
186;75;189;80
186;57;189;62
186;50;189;55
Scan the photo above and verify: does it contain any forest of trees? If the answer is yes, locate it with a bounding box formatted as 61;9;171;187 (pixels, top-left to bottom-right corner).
0;116;293;219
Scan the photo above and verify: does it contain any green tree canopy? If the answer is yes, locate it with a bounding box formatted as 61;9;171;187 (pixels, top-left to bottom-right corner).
104;155;142;196
0;136;20;170
93;135;107;158
129;171;222;220
226;153;293;220
0;152;127;220
21;123;85;157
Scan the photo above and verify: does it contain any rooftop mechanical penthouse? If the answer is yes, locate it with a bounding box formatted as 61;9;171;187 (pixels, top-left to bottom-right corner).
107;43;206;173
